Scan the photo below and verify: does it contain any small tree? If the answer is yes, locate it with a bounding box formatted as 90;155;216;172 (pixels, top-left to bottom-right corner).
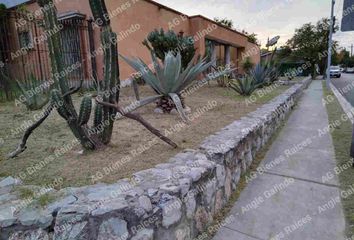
286;18;339;78
241;30;260;45
242;57;254;73
142;29;196;69
214;17;234;29
339;49;349;65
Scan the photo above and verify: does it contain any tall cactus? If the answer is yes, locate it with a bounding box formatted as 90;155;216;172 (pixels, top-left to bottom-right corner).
36;0;119;149
8;0;177;158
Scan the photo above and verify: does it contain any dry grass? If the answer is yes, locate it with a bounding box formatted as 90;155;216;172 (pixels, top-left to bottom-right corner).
0;80;294;188
323;83;354;237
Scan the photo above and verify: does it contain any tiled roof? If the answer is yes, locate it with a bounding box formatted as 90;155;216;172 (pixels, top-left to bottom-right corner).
0;0;31;9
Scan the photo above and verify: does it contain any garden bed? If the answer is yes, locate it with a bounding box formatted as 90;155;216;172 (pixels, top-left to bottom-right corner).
0;79;301;188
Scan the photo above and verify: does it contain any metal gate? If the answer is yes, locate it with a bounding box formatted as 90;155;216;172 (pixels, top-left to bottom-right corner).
0;10;96;102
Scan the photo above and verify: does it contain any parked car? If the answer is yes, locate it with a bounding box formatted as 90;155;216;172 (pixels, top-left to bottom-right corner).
347;67;354;73
330;66;341;78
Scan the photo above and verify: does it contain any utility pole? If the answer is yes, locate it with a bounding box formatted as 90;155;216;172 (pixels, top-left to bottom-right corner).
326;0;335;89
351;44;353;57
341;0;354;164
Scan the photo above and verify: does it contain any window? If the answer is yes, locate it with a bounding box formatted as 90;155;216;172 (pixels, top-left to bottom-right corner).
18;30;33;49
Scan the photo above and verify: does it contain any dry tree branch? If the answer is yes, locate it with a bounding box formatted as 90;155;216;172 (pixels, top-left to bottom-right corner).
96;99;178;148
7;86;84;159
7;104;54;158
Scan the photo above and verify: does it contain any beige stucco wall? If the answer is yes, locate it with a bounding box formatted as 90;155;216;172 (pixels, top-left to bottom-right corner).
245;41;261;67
189;16;249;54
106;0;191;80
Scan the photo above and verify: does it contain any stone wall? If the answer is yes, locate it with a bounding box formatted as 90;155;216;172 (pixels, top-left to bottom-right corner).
0;77;312;240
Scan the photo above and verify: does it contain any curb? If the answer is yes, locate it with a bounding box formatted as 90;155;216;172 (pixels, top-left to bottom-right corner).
330;83;354;124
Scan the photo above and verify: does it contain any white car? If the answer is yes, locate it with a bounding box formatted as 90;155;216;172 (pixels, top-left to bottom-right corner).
347;67;354;73
330;66;341;78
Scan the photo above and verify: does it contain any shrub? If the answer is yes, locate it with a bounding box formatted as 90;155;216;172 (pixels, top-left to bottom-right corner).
229;76;259;96
142;29;196;69
215;65;232;87
242;57;254;73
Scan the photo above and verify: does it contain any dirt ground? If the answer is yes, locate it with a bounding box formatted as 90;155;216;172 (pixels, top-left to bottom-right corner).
0;80;296;188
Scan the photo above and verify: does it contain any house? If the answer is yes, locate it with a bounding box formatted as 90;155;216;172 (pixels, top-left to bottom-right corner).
0;0;260;87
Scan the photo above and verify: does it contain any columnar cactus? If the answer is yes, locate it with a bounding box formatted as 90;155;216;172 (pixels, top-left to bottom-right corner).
8;0;177;158
36;0;119;149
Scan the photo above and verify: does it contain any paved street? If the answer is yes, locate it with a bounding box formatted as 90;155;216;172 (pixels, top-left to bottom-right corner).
331;73;354;106
213;80;346;240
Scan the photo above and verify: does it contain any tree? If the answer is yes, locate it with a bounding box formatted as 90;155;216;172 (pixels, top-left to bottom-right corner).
214;17;234;28
286;18;339;78
212;18;259;45
276;46;292;61
331;50;340;66
339;49;352;67
142;29;196;69
346;57;354;68
241;30;260;45
247;33;259;45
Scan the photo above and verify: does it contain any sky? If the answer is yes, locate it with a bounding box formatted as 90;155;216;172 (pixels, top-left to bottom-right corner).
154;0;354;52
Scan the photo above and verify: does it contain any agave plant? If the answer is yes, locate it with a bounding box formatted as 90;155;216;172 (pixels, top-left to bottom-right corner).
229;76;259;96
121;51;227;121
267;62;281;84
249;63;271;87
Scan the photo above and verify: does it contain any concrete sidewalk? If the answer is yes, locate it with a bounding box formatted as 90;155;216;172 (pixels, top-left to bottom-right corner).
213;80;346;240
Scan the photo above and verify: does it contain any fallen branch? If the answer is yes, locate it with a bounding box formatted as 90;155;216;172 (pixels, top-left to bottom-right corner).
7;86;85;159
7;103;55;158
96;99;178;148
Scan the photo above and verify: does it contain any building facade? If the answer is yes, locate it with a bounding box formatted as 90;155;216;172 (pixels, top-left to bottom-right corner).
0;0;260;89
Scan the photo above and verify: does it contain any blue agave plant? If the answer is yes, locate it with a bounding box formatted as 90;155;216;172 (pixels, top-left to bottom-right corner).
121;51;230;121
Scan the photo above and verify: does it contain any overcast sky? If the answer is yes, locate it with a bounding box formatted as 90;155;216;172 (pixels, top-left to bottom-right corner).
154;0;354;51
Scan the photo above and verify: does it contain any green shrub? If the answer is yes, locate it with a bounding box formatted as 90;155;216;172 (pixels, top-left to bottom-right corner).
242;57;254;73
0;4;6;17
215;65;232;87
142;29;196;69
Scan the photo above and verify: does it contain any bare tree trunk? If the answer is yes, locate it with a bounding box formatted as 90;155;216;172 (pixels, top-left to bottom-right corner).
96;100;178;148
